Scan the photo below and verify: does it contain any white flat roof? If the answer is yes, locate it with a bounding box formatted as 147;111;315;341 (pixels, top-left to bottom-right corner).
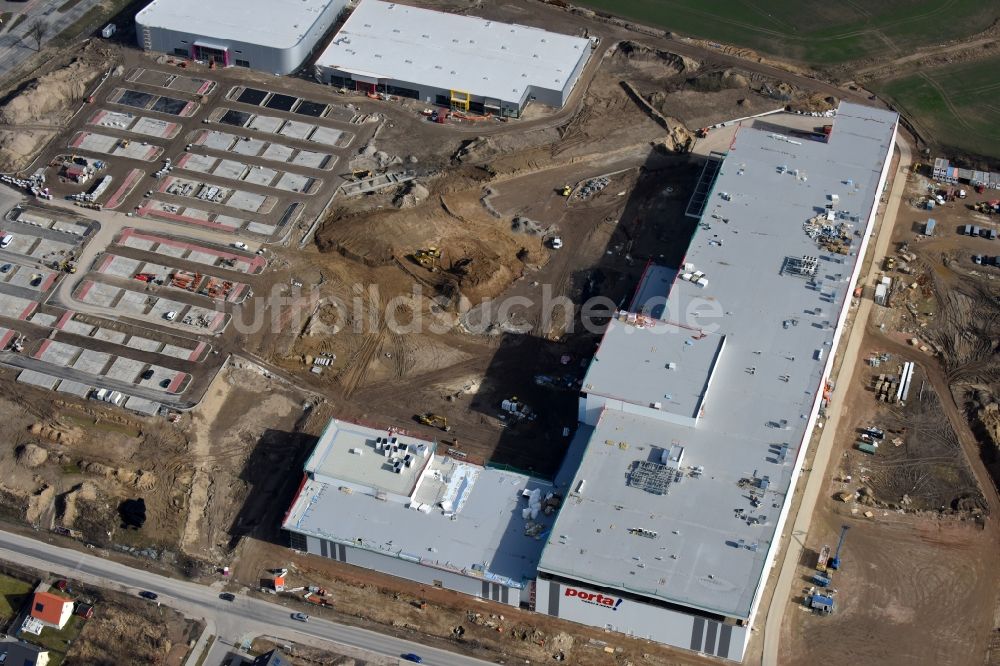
316;0;591;103
286;443;556;587
540;103;899;619
304;420;435;497
136;0;337;50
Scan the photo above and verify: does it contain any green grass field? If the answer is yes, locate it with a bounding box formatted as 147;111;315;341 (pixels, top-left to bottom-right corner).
575;0;999;65
873;56;1000;159
0;573;34;620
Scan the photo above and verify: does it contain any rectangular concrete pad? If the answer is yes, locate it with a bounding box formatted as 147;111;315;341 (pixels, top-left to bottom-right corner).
0;294;37;319
73;349;112;374
62;319;95;336
232;138;266;156
275;172;312;193
291;150;330;169
213;159;249;181
226;191;266;212
161;343;195;359
124;396;161;416
279;120;313;140
95;328;127;344
133;117;179;139
203;131;236;150
29;312;57;326
242;166;278;186
56;379;92;398
248;115;283;133
181;153;218;173
116;290;150;314
82;282;121;307
245;221;276;236
126;336;162;352
17;370;59;390
262;144;294;162
103;255;142;277
106;357;143;382
308;126;344;146
39;341;79;366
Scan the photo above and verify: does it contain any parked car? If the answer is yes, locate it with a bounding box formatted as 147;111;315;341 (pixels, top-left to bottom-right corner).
219;592;235;602
0;234;12;248
142;369;154;380
291;612;309;622
401;654;423;663
164;311;177;321
231;242;248;250
138;591;159;600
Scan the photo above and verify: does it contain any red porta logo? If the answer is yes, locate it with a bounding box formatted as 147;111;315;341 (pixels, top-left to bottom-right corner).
564;587;623;610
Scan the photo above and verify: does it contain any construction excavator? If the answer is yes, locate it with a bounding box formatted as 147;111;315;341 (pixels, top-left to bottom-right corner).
559;185;572;197
417;413;451;431
412;247;441;272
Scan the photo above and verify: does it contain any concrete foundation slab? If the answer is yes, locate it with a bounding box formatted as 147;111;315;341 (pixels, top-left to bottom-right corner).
39;341;78;366
242;165;278;186
232;138;266;156
94;328;128;344
17;370;59;390
275;173;313;193
226;190;266;212
248;115;283;133
73;349;111;374
309;126;345;146
106;357;143;382
279;120;313;140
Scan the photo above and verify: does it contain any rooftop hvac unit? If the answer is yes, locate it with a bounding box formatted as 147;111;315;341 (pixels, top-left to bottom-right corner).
350;448;363;455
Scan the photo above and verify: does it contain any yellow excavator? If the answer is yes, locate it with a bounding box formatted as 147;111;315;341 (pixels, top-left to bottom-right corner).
412;247;441;272
559;185;572;197
417;413;451;431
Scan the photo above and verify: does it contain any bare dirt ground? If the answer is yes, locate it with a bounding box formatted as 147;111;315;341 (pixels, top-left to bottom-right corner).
234;539;717;666
782;167;1000;665
65;591;201;666
2;2;998;665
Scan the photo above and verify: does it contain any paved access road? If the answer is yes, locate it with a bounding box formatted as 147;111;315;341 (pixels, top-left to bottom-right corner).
759;137;913;665
0;529;494;666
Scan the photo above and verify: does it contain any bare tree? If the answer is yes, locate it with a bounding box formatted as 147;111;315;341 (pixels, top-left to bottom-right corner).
28;20;47;52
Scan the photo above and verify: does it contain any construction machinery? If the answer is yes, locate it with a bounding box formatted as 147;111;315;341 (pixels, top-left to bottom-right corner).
412;247;441;272
134;272;157;283
351;168;373;181
559;185;572;197
816;543;831;572
695;127;709;138
806;592;835;614
417;413;451;432
829;525;850;570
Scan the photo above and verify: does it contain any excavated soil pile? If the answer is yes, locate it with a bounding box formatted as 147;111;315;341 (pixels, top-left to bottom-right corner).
0;59;102;171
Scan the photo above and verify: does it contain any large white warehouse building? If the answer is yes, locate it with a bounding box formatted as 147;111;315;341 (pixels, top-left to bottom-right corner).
315;0;592;117
534;102;898;661
135;0;347;75
281;103;898;662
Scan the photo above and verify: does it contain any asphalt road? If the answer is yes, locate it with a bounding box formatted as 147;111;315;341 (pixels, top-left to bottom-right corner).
0;529;495;666
0;0;104;85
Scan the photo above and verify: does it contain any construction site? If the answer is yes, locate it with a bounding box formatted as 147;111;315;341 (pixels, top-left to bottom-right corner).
0;0;997;664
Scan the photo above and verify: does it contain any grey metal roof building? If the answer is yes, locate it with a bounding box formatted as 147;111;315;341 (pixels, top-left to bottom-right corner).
135;0;346;74
314;0;592;117
283;419;556;606
536;103;898;661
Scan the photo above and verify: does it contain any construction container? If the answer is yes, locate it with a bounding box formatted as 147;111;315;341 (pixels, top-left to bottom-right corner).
856;442;878;455
924;218;935;235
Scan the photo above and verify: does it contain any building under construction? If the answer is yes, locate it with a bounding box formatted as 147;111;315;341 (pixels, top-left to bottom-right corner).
135;0;346;74
315;0;592;117
280;103;898;662
283;420;557;606
533;102;898;661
